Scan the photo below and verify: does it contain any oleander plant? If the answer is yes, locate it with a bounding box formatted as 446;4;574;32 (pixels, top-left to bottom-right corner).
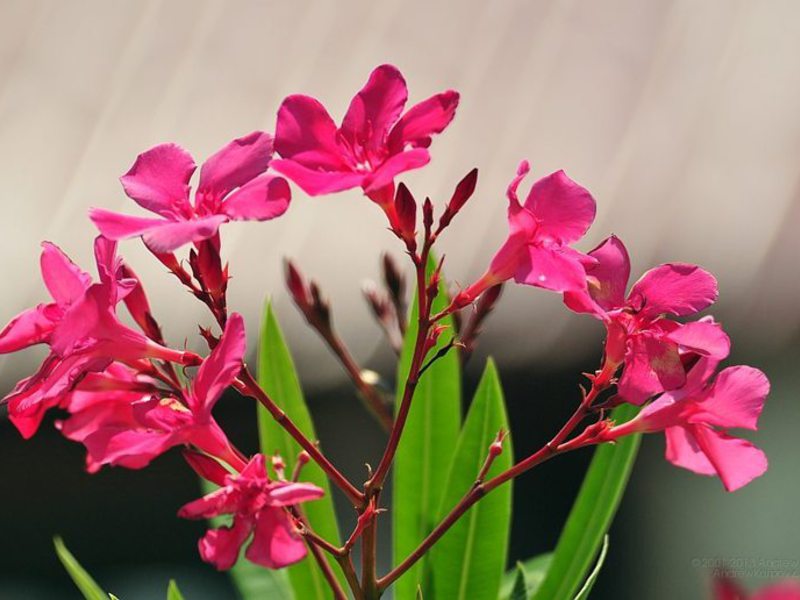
0;65;778;600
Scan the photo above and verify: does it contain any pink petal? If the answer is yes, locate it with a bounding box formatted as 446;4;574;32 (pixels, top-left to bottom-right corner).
199;516;253;570
363;147;430;193
178;486;236;520
245;507;307;569
628;263;718;318
340;64;408;154
40;242;92;305
753;581;800;600
183;450;231;487
270;159;364;195
221;174;291;221
387;89;459;153
191;313;246;415
198;131;274;200
142;215;228;253
617;334;683;404
274;95;348;169
667;318;730;359
83;427;181;469
691;366;769;431
644;334;685;389
268;482;325;506
513;245;589;293
586;235;630;310
0;305;57;352
525;170;596;244
89;208;169;241
689;424;768;492
664;425;716;476
120;143;195;218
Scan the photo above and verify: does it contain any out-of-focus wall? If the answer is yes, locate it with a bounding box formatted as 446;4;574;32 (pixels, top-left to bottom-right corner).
1;1;798;599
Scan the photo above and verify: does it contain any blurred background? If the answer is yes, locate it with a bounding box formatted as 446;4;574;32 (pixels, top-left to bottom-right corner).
1;0;799;598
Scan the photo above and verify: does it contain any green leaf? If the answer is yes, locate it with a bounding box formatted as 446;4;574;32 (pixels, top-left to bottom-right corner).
573;535;609;600
392;255;461;599
53;537;111;600
200;479;294;600
257;301;344;599
532;404;640;600
509;563;528;600
499;554;552;599
428;359;512;600
167;580;185;600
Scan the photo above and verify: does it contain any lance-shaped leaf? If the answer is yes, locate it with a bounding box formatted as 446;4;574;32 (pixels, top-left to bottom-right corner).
532;404;640;600
509;563;528;600
167;580;185;600
428;359;512;600
573;535;609;600
500;554;552;599
257;301;344;599
392;255;461;599
53;537;111;600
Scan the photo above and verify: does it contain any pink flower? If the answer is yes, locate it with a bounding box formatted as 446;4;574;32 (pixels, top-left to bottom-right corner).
715;577;800;600
605;357;769;492
74;313;248;471
178;454;324;570
90;132;290;252
564;235;729;404
0;237;197;438
271;64;458;208
453;161;596;308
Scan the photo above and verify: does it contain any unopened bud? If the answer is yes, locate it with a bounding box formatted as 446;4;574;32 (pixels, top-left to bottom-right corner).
423;197;434;233
394;183;417;247
285;259;311;309
438;168;478;231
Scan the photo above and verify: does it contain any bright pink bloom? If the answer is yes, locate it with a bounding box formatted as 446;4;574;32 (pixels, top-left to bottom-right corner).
74;313;248;471
90;132;290;252
715;577;800;600
453;161;596;307
178;454;324;570
605;357;769;492
0;238;197;438
564;235;728;404
272;64;458;203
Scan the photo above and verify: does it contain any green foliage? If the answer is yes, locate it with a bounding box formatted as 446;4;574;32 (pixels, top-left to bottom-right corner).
573;535;609;600
53;537;111;600
499;554;552;599
392;255;461;599
256;301;344;599
166;580;185;600
509;563;528;600
532;404;640;600
428;359;512;600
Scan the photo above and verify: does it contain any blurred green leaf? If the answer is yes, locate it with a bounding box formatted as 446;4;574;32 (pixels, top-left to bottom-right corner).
532;404;640;600
499;554;552;599
393;255;461;599
508;563;528;600
166;580;185;600
53;536;111;600
573;535;609;600
429;359;512;600
257;301;344;599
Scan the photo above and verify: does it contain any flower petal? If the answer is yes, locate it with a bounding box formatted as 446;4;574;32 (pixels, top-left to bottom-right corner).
89;208;169;241
525;170;596;244
341;64;408;154
0;305;57;353
363;147;430;193
245;507;307;569
199;516;253;570
586;235;630;309
667;318;730;359
689;424;768;492
513;245;589;293
120;143;195;217
198;131;274;200
270;159;364;196
387;89;459;153
142;215;228;253
191;313;246;415
664;425;716;476
268;481;325;506
274;95;348;169
617;334;683;405
691;366;769;431
40;242;92;305
221;174;291;221
628;263;718;318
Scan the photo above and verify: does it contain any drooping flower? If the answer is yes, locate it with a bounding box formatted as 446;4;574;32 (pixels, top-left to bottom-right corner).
271;64;459;211
90;132;291;252
604;357;769;492
452;160;596;308
74;313;248;471
0;237;198;438
178;453;324;570
564;235;729;404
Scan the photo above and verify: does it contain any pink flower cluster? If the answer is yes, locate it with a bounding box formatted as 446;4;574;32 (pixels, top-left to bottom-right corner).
0;64;770;573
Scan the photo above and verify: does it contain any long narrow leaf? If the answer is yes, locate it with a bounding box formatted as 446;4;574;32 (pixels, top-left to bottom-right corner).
509;564;528;600
167;580;185;600
429;359;512;600
392;255;461;599
532;404;640;600
257;302;344;599
500;554;552;599
53;537;110;600
573;535;609;600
